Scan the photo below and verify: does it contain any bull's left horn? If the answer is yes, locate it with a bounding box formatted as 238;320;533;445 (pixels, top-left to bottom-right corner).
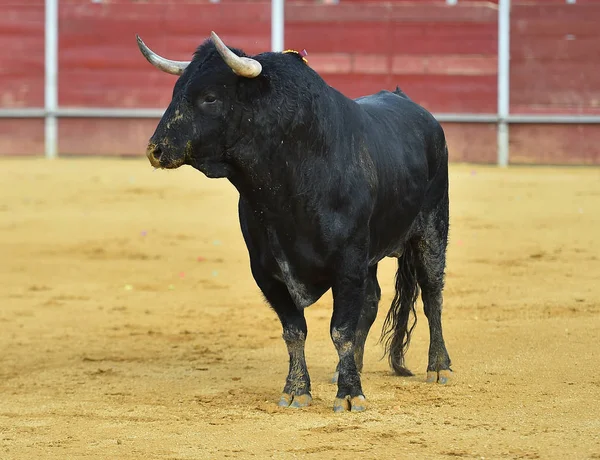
210;31;262;78
136;35;189;76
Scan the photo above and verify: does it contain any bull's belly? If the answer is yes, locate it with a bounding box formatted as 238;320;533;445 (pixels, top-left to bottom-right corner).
271;261;329;309
266;228;330;310
367;206;423;264
368;245;405;266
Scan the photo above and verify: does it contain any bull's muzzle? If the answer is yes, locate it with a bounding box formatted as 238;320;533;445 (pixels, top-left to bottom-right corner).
145;142;186;170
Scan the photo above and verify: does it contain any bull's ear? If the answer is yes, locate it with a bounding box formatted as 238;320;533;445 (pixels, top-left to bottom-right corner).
136;35;190;76
210;31;262;78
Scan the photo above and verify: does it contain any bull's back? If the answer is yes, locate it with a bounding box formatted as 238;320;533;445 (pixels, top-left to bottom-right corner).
355;90;448;260
355;90;445;174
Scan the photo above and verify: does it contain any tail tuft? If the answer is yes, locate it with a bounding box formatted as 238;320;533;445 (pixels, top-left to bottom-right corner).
381;243;419;376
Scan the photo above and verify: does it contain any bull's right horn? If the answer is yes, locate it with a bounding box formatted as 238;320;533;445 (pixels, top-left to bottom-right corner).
211;31;262;78
136;35;189;76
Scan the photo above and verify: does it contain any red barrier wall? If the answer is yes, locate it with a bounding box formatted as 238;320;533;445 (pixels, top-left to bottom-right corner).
0;2;45;155
0;0;599;164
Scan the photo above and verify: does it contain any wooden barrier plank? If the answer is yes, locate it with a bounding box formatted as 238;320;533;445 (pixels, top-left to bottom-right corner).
510;5;600;112
511;36;600;61
510;124;600;165
287;21;496;55
323;74;496;113
442;122;497;164
287;3;497;22
58;118;156;156
0;119;44;156
512;3;600;21
0;4;44;108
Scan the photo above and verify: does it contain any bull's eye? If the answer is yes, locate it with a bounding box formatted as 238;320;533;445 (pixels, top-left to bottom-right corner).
202;95;217;105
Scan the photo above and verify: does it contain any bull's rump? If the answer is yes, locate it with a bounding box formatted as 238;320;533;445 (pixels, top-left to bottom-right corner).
355;90;448;261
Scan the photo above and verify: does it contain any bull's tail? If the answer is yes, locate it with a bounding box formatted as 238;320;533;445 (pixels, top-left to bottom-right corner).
381;243;420;376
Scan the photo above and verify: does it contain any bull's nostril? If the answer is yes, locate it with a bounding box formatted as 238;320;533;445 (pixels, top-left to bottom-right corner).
151;146;162;161
146;143;163;167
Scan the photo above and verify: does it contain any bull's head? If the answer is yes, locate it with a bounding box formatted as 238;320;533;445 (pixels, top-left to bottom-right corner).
136;32;263;178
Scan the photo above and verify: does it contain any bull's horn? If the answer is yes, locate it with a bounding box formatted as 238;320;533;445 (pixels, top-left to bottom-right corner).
136;35;189;76
210;31;262;78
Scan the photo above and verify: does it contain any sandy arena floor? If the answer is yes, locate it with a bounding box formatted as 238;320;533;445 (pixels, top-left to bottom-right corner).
1;158;599;459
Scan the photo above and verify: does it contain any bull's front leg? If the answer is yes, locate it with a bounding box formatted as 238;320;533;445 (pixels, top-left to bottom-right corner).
270;291;312;408
241;205;311;407
330;258;368;412
251;264;312;408
278;318;312;408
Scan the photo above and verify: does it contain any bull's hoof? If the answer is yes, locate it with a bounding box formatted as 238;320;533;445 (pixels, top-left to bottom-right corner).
278;393;312;408
331;371;339;384
426;369;452;385
333;395;367;413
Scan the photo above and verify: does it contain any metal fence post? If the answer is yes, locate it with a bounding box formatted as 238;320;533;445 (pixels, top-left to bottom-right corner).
45;0;59;158
497;0;510;166
271;0;284;52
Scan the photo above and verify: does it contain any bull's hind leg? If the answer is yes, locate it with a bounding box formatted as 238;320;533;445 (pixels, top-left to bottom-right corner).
332;264;380;383
414;208;452;384
353;265;381;375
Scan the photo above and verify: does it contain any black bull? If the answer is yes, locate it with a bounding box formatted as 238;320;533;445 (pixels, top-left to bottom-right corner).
136;32;452;412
